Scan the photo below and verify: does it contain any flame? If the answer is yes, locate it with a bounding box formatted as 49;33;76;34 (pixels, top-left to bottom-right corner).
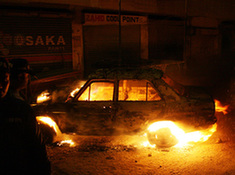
175;123;217;147
36;116;61;135
70;88;80;97
214;99;229;115
145;121;217;148
57;140;75;147
141;133;156;148
36;116;75;147
37;90;51;103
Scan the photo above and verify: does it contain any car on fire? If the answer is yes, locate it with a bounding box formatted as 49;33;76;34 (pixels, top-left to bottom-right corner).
33;68;217;147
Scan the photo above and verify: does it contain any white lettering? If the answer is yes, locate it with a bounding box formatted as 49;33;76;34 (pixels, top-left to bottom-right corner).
106;15;119;22
35;36;44;45
26;36;33;46
14;35;24;46
46;36;55;45
48;46;65;51
1;33;67;47
122;16;139;23
57;36;66;45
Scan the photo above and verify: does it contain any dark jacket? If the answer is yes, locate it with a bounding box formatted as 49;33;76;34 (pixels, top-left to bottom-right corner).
0;95;51;175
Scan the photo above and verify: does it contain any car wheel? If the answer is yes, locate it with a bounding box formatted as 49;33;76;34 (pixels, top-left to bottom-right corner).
147;127;179;148
38;123;57;144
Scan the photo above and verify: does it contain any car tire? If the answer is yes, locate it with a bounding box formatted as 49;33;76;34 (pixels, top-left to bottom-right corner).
147;127;178;148
38;123;57;144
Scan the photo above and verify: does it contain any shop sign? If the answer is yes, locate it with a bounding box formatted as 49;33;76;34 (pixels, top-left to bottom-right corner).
84;13;147;25
0;17;72;57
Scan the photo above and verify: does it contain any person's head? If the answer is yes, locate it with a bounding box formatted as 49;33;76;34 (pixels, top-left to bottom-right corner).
10;58;32;91
0;58;10;98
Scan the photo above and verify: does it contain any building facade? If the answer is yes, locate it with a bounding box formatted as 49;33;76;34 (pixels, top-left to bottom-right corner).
0;0;234;88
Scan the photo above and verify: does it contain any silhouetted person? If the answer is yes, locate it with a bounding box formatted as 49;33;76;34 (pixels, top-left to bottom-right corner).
0;58;51;175
7;58;32;102
0;57;10;99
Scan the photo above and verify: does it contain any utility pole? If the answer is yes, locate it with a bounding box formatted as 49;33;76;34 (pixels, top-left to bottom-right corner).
118;0;122;67
183;0;189;69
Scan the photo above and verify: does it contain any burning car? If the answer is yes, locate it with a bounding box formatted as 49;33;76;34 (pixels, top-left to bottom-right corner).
33;68;217;147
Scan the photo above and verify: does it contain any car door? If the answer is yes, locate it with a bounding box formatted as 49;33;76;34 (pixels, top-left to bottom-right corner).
114;79;166;134
68;80;116;135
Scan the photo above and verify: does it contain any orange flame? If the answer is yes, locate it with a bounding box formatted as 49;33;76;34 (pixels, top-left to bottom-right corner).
214;99;229;115
36;116;75;147
70;88;80;97
143;121;217;148
37;90;51;103
36;116;61;135
57;140;75;147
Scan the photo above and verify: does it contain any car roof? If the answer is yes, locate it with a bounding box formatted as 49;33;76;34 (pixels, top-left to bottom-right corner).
88;68;164;80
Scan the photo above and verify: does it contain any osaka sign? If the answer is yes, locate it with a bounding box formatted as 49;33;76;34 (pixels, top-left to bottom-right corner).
0;17;72;57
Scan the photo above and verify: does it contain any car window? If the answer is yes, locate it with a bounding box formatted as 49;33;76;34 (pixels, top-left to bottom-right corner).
118;80;161;101
78;82;114;101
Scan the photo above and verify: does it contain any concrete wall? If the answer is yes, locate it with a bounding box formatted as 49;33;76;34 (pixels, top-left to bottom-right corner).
2;0;235;20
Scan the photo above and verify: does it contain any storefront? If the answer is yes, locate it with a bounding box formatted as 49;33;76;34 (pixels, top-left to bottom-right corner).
0;14;72;78
83;13;148;76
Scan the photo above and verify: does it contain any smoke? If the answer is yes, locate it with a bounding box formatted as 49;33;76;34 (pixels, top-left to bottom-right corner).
51;88;70;103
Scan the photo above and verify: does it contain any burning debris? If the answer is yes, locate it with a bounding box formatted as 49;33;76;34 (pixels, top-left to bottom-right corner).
36;116;75;147
214;99;229;115
57;140;75;147
36;90;51;103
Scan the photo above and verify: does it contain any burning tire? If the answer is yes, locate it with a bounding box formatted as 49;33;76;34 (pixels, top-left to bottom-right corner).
38;123;57;144
147;127;179;148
